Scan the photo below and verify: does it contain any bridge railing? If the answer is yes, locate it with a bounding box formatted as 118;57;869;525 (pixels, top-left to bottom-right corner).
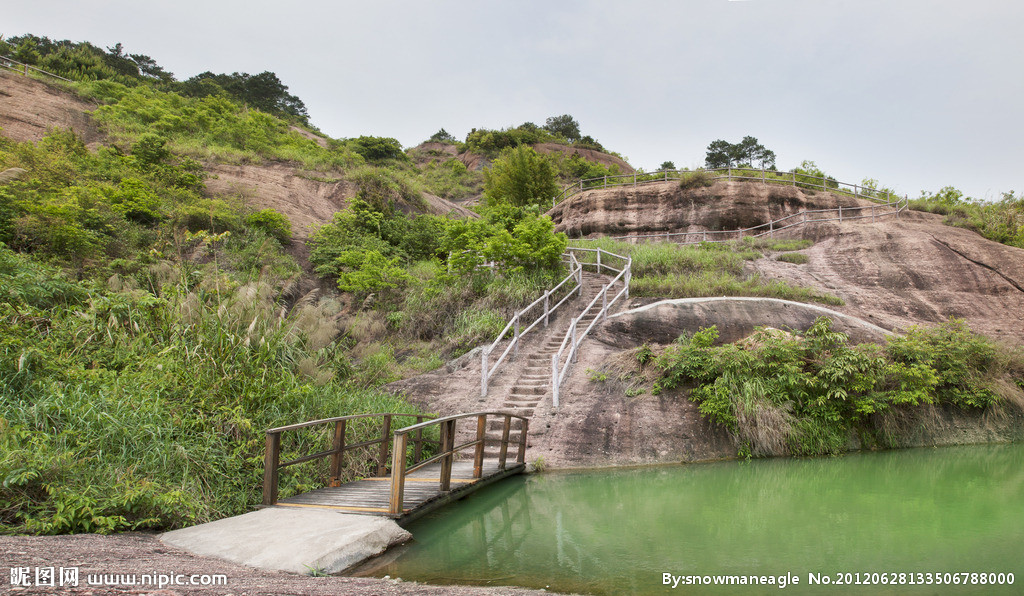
388;411;528;515
551;247;631;407
262;412;435;506
481;252;584;397
552;167;904;208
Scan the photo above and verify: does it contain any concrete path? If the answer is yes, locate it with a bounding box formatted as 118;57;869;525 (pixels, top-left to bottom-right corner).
161;507;410;575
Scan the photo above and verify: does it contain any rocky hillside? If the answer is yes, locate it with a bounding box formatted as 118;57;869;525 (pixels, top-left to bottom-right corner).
549;180;1024;345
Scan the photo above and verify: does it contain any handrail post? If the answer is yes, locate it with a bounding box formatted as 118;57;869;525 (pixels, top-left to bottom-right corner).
543;290;550;327
513;311;520;357
552;354;560;408
389;431;408;516
517;419;529;464
624;259;631;299
376;415;392;476
596;250;602;274
481;348;488;398
262;431;281;506
769;219;774;238
329;419;346;487
571;317;578;363
413;416;424;462
439;419;456;492
603;175;607;188
601;285;608;321
498;415;511;469
839;205;843;222
473;414;487;478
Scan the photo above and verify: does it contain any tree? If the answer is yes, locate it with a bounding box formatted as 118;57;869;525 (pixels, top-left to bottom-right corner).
659;161;676;171
705;137;775;169
543;114;581;143
483;145;558;209
181;71;308;122
428;128;456;143
705;140;734;168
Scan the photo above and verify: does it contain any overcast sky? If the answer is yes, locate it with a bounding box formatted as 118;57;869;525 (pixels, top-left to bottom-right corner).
5;1;1023;200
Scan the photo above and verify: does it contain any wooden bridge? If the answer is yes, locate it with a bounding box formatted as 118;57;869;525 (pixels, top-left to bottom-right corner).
262;412;528;523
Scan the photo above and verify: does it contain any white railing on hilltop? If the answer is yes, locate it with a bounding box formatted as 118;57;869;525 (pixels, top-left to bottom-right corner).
552;167;903;207
1;55;73;82
480;252;584;398
613;195;908;244
551;247;631;407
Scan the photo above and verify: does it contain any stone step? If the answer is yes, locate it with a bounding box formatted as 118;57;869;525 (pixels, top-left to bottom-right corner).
510;385;546;395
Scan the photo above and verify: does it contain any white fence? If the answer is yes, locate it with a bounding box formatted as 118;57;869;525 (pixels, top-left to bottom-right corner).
613;195;909;244
480;252;584;397
550;248;631;407
1;55;72;82
552;167;903;207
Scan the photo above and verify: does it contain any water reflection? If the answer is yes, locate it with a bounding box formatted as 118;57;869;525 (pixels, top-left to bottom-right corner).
378;444;1024;594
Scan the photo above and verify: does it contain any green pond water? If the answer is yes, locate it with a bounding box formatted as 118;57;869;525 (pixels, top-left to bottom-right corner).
373;444;1024;595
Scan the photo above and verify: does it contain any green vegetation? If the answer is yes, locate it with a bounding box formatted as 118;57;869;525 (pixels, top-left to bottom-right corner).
909;186;1024;249
483;145;559;209
705;136;776;170
651;318;1024;457
570;237;838;305
775;252;809;264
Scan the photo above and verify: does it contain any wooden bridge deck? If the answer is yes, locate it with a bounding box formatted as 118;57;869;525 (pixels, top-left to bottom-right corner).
275;459;525;523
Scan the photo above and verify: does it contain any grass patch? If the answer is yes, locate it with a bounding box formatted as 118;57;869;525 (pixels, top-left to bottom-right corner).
775;252;809;265
570;237;840;306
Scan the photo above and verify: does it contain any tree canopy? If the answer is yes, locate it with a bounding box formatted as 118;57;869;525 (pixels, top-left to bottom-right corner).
705;136;776;169
483;145;558;209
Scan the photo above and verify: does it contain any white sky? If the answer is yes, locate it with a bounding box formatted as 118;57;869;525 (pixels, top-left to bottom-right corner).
4;0;1023;200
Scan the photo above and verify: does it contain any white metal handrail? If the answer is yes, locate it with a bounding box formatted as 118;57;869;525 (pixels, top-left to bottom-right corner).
550;247;632;407
552;167;904;208
480;253;584;397
610;195;908;244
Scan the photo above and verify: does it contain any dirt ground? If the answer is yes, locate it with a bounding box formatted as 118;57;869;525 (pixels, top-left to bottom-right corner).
0;533;558;595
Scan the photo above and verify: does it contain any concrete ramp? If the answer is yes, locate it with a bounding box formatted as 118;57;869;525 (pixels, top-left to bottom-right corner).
161;507;411;575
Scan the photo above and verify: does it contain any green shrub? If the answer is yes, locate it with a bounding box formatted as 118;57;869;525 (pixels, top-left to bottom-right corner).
245;208;292;244
483;145;558;209
678;170;714;190
776;252;809;264
651;318;1013;457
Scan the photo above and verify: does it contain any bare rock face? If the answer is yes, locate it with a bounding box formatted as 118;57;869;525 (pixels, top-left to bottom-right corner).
549;180;868;238
597;298;893;348
0;70;102;145
533;142;635;173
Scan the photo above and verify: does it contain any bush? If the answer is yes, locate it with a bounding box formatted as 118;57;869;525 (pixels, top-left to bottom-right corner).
245;208;292;244
483;145;558;209
348;136;407;162
651;318;1013;457
678;170;715;190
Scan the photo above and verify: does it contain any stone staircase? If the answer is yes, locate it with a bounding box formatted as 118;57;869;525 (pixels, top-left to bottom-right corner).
477;271;608;458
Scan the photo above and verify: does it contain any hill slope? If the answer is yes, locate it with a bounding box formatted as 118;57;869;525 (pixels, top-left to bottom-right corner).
549;180;1024;345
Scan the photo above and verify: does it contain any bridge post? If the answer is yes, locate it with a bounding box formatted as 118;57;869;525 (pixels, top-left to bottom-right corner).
376;416;393;476
516;418;529;464
473;414;487;478
439;419;456;492
498;415;511;469
389;432;408;516
413;416;425;462
262;431;280;506
551;354;559;408
329;419;346;487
